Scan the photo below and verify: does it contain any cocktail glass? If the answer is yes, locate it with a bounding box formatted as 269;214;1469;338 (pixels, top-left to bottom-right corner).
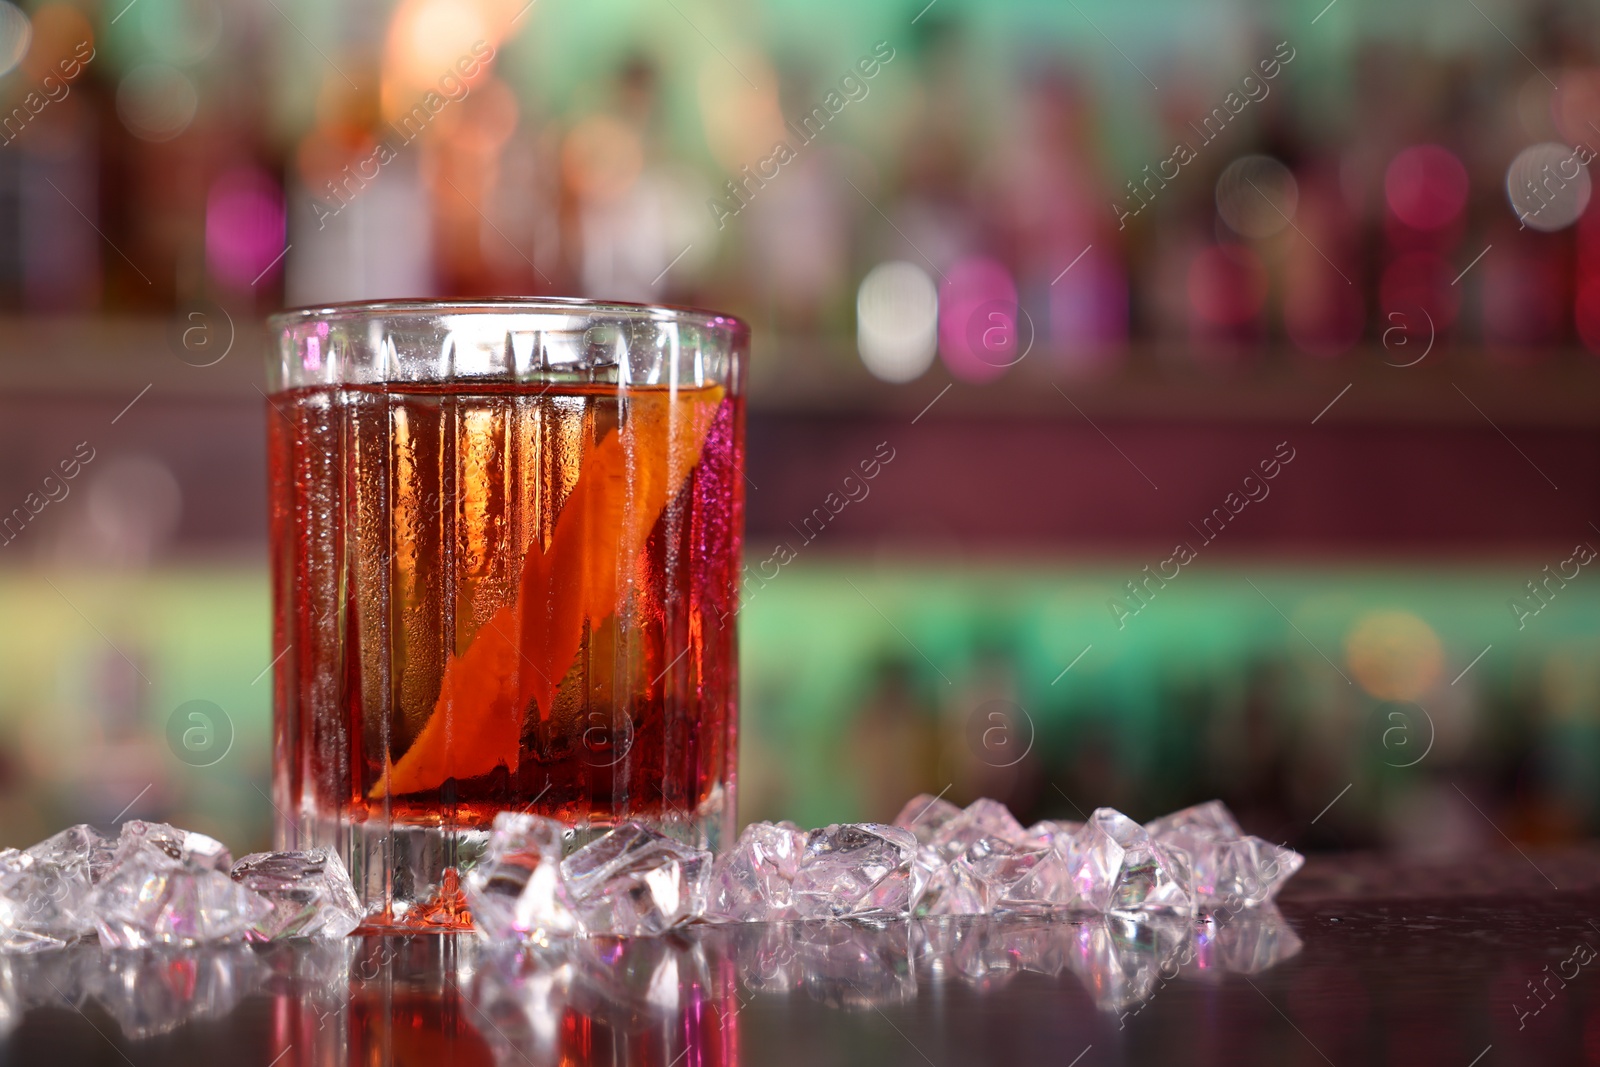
265;299;746;927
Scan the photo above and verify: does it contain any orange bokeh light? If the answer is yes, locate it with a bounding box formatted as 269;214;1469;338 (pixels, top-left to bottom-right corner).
562;114;644;204
1345;610;1444;701
20;4;92;82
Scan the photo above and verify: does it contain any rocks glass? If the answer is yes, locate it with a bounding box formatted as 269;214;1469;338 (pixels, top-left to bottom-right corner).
265;300;747;927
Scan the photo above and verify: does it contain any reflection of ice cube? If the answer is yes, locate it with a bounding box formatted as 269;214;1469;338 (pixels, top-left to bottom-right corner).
257;936;353;1016
569;935;711;1017
695;922;921;1011
0;957;16;1042
728;922;805;994
88;944;264;1039
1063;913;1192;1012
470;937;721;1067
795;920;917;1009
946;919;1025;992
992;919;1073;978
470;943;576;1066
1185;904;1304;976
910;916;962;980
3;942;266;1041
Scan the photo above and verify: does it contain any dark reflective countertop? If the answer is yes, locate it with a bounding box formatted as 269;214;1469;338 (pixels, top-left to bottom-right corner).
3;847;1598;1066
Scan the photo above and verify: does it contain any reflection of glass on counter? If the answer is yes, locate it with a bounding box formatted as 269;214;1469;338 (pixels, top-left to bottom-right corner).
0;909;1301;1061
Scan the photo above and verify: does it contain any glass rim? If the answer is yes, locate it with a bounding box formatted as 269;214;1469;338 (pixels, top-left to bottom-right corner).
266;296;749;341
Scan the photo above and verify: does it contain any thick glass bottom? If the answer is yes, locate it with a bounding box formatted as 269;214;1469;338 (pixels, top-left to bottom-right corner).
278;785;732;930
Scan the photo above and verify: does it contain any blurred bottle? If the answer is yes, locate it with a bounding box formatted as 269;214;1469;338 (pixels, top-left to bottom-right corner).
1379;143;1470;348
1282;162;1365;360
988;68;1126;376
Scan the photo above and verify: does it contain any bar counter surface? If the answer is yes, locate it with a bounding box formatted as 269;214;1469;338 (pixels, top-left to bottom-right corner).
2;845;1596;1066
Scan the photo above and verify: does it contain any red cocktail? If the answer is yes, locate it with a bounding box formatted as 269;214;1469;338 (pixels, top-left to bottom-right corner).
265;301;746;927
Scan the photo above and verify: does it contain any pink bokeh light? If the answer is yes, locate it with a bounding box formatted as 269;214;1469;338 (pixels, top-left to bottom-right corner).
938;257;1021;383
206;166;286;290
1384;145;1468;231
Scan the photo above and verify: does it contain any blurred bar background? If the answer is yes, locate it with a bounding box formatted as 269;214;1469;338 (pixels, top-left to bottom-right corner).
0;0;1597;855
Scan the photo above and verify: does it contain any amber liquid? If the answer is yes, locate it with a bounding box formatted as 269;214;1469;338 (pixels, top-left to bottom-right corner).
267;382;742;843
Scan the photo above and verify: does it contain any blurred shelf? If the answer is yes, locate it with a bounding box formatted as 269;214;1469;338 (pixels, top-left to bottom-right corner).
750;338;1600;428
0;315;1593;558
0;316;268;398
2;317;1599;429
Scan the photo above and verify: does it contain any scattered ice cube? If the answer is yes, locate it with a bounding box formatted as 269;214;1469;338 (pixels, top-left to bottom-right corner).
706;821;808;922
965;837;1077;914
892;793;963;846
0;825;113;953
91;823;271;949
1145;800;1243;844
927;799;1030;859
792;823;923;920
914;844;986;916
1146;801;1302;909
0;797;1302;947
0;851;70;954
1075;809;1196;917
1199;836;1304;909
903;801;1045;917
231;848;364;941
561;823;710;937
33;824;117;886
114;821;234;872
464;813;578;942
1023;819;1084;851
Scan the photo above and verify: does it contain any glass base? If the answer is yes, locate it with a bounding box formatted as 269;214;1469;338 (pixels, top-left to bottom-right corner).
280;786;733;930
